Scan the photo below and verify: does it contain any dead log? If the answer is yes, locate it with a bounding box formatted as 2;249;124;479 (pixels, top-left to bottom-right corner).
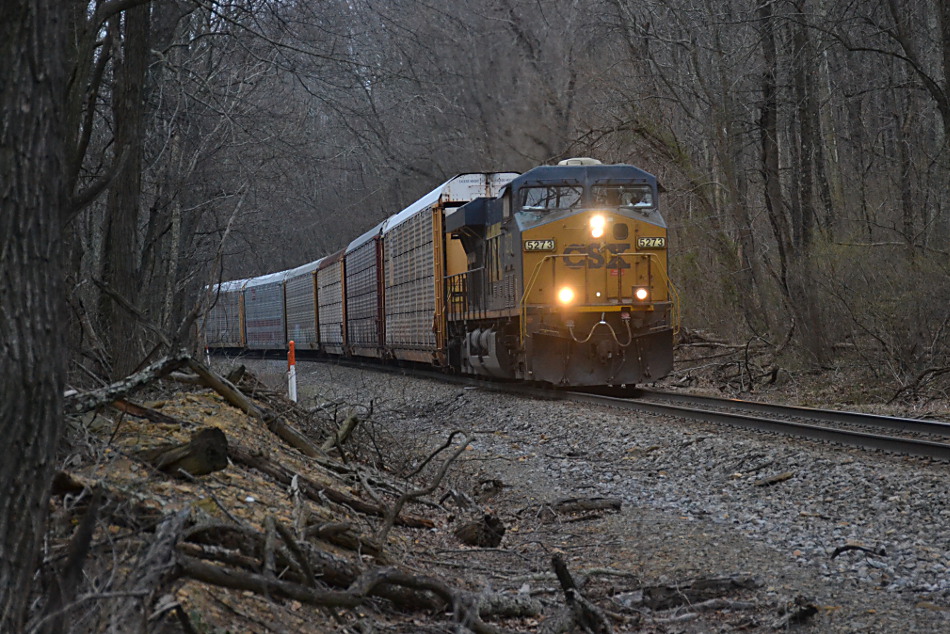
112;398;188;426
229;445;434;528
454;514;505;547
179;526;446;613
177;555;507;633
184;359;325;459
477;593;542;620
305;521;386;562
139;427;229;477
166;372;205;386
264;414;324;458
185;358;263;418
64;352;191;415
641;575;760;610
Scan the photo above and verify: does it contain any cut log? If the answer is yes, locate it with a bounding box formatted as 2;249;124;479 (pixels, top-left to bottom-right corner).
139;427;229;477
454;514;505;547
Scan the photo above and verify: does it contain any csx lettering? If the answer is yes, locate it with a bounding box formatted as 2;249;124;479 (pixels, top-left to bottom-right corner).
563;243;631;269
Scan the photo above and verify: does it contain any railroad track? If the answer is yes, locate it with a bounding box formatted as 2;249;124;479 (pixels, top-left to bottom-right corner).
242;354;950;461
563;387;950;461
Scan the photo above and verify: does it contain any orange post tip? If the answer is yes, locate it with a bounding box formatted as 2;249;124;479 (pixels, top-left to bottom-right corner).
288;340;296;367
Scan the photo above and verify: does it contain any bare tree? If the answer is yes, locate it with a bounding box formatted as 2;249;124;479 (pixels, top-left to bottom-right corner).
0;0;68;629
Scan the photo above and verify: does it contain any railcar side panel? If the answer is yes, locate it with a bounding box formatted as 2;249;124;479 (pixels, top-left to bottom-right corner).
244;280;286;349
345;237;383;357
206;286;245;347
317;254;346;355
384;208;438;363
285;267;319;350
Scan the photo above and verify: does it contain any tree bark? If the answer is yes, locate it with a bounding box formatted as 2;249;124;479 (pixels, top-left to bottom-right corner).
100;3;151;379
0;1;68;629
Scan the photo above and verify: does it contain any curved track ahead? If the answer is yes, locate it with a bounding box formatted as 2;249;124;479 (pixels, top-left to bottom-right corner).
259;354;950;461
564;387;950;461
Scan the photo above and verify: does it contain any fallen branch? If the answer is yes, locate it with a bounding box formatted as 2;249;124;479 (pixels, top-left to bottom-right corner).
305;521;386;562
229;445;434;528
185;358;262;418
65;353;191;415
549;554;612;634
376;432;474;544
184;359;325;458
322;414;359;452
554;497;622;514
112;399;188;426
641;575;760;610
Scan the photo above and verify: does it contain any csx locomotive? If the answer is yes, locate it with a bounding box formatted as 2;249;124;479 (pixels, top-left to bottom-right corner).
204;158;677;387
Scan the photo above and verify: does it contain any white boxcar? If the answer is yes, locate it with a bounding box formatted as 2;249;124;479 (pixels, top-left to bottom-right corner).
244;270;290;350
383;173;517;363
205;279;247;348
317;250;346;355
345;221;385;357
284;259;322;351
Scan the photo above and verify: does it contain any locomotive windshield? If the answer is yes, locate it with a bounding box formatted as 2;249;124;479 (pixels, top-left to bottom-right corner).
592;184;654;209
520;185;583;212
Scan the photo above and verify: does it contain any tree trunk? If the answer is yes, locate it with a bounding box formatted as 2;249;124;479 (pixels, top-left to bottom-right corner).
100;4;151;379
0;1;68;630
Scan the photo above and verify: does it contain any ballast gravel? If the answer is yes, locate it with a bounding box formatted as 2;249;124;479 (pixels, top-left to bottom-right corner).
247;359;950;632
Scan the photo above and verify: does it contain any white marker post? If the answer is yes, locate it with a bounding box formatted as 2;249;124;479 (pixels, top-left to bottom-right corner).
287;340;298;402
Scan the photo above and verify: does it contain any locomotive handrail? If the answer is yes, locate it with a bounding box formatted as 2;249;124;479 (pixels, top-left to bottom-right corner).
518;251;679;344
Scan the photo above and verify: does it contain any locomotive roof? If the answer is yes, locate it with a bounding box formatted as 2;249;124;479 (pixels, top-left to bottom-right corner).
510;163;656;189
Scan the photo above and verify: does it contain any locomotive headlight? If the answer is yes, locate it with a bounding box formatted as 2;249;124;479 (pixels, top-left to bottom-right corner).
557;287;576;304
590;214;606;238
634;287;650;302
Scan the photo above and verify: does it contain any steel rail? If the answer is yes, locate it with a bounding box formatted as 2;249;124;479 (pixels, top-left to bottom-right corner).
563;390;950;461
635;388;950;437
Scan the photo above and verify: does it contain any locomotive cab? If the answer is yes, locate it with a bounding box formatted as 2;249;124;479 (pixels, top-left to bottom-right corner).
446;159;676;386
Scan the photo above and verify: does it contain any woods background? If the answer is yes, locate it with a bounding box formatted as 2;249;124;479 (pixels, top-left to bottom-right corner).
48;0;950;388
2;1;949;628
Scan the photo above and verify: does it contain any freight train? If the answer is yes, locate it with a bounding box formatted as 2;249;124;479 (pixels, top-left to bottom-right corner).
203;158;677;387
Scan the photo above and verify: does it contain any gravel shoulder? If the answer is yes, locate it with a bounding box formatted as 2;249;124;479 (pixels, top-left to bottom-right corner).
247;358;950;632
